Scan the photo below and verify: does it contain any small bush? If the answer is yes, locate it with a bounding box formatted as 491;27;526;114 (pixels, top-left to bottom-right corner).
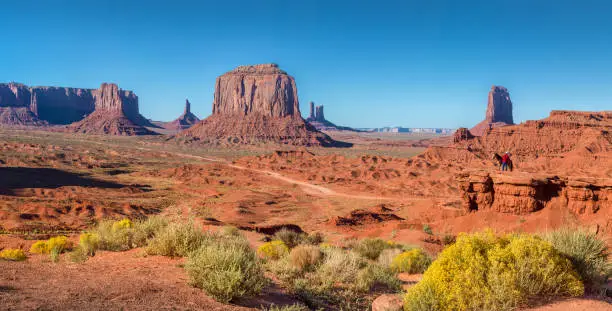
185;238;268;303
258;240;289;260
221;226;241;237
146;221;208;257
353;238;392;260
356;263;401;292
390;248;431;273
112;218;133;231
273;229;303;248
262;304;310;311
303;232;325;245
289;245;322;271
404;231;584;311
544;227;610;293
50;247;61;263
69;246;89;263
422;224;433;235
132;216;169;245
79;233;99;256
377;248;403;268
95;219;136;251
0;248;26;261
29;236;71;254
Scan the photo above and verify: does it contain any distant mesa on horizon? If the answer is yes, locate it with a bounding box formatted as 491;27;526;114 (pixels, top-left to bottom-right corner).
175;63;348;147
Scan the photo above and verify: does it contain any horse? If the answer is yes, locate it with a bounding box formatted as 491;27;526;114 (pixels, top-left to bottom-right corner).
492;153;513;171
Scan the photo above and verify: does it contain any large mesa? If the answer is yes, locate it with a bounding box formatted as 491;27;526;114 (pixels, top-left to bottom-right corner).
176;64;342;146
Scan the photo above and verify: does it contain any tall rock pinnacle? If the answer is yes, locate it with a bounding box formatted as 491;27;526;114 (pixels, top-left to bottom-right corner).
486;86;513;124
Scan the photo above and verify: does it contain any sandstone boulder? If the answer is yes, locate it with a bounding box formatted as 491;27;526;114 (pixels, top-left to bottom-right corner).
371;294;403;311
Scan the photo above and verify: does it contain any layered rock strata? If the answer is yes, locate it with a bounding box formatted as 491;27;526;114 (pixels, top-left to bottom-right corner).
471;85;514;135
177;64;342;146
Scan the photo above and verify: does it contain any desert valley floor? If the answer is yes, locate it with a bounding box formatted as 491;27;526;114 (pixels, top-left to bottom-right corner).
0;125;610;310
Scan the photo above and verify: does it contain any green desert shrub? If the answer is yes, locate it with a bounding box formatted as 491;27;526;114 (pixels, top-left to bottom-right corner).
185;237;267;303
356;263;402;292
0;248;26;261
353;238;392;260
544;227;610;293
69;246;89;263
289;244;322;271
220;225;241;237
377;248;403;267
146;221;208;257
390;248;431;273
258;240;290;260
404;231;584;311
95;219;137;251
132;215;169;245
302;231;325;245
273;228;304;249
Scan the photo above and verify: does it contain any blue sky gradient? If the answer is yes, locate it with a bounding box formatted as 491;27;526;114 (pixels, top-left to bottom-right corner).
1;0;611;128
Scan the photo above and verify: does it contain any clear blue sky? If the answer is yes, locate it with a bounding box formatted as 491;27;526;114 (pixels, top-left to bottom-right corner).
1;1;611;128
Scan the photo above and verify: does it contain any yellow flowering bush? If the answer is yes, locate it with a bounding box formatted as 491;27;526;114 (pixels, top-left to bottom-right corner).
404;231;584;311
30;236;72;254
0;248;27;261
257;240;289;260
79;233;100;256
390;248;431;273
112;218;133;231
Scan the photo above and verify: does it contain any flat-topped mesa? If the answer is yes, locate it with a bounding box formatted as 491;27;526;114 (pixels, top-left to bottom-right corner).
486;85;513;124
212;63;300;118
0;82;95;125
176;64;345;146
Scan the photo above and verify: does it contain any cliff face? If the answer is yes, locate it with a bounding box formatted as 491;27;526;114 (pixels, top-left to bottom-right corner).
0;82;95;125
177;64;343;146
212;64;299;118
66;83;155;136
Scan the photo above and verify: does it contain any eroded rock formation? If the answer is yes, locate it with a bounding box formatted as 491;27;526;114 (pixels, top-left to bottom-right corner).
305;102;358;132
0;82;95;125
176;64;343;146
164;99;200;130
67;83;155;135
471;85;514;136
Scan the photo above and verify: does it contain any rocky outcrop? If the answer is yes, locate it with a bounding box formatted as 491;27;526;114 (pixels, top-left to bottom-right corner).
471;85;514;136
0;107;46;126
67;83;156;135
0;82;95;125
305;102;359;132
457;172;611;215
177;64;344;146
372;294;403;311
453;127;474;143
164;99;200;130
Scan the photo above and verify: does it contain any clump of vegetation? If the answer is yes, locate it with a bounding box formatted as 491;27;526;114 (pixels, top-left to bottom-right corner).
30;236;72;254
79;233;100;256
377;248;403;267
94;216;168;251
220;225;241;237
302;231;325;245
185;236;267;303
353;238;394;260
262;304;310;311
258;240;290;260
273;228;304;248
289;245;322;271
422;224;433;235
0;248;27;261
146;221;208;257
543;227;610;293
390;248;431;273
404;231;584;311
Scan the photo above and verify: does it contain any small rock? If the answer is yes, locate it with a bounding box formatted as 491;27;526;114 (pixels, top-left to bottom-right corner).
372;294;403;311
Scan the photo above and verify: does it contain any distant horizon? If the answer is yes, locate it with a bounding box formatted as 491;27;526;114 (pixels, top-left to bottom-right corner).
2;1;611;129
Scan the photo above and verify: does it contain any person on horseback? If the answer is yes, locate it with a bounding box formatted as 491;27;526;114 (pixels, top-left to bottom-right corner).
501;151;511;171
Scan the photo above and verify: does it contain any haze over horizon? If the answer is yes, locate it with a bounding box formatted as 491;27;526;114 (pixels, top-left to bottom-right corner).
1;0;611;129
